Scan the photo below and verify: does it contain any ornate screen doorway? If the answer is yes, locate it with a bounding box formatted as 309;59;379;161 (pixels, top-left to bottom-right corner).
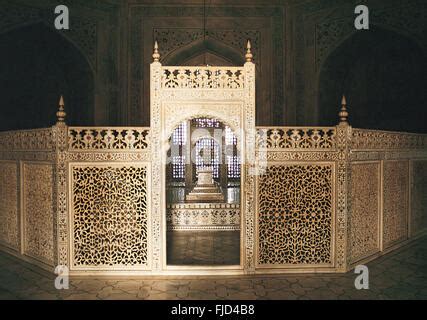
166;117;241;266
150;42;256;273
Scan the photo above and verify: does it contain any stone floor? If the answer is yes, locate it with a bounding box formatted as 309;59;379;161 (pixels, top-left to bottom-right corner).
167;231;240;265
0;235;426;300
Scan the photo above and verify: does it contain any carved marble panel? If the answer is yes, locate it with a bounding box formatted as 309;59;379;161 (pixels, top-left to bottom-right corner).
71;164;149;268
257;164;333;266
167;203;240;231
0;161;19;250
411;160;427;236
23;163;54;265
383;161;409;247
350;162;380;263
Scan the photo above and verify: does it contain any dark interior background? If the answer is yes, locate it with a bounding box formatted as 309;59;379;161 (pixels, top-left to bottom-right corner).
319;26;427;132
0;0;426;132
0;22;93;130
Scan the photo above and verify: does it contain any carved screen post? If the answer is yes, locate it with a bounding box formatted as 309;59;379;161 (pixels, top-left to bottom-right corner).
150;42;256;273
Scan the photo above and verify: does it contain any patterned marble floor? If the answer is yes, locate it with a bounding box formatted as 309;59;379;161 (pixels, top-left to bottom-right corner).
167;231;240;265
0;235;426;300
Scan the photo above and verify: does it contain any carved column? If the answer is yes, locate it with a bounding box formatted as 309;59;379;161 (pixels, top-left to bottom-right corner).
243;54;256;273
335;96;352;272
150;47;163;271
52;97;69;267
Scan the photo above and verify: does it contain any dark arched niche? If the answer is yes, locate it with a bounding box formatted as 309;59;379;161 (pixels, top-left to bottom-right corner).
162;38;244;66
0;23;94;131
181;51;234;66
318;26;427;133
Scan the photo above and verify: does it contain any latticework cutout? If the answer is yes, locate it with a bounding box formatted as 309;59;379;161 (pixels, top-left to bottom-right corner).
258;164;333;265
72;165;149;267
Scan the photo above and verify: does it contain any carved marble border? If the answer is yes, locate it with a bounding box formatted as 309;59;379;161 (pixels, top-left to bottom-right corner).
68;127;150;151
0;128;54;152
167;203;240;231
350;150;427;161
351;129;427;151
257;151;340;162
66;151;151;162
0;151;55;162
256;127;336;150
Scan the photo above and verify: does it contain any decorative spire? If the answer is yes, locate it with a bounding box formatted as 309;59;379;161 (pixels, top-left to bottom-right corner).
56;95;66;124
338;94;349;124
245;39;253;62
152;40;160;62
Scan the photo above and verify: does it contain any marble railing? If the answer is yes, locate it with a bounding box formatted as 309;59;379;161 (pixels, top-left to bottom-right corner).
0;123;425;275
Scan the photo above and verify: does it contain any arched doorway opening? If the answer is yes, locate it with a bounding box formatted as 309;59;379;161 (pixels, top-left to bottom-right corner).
318;26;427;133
166;117;241;266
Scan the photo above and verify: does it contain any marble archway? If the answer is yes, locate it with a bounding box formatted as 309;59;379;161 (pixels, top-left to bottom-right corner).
150;43;256;272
